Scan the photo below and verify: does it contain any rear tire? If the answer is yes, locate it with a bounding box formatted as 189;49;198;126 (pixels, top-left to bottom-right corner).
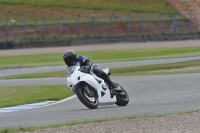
76;83;98;109
114;83;129;106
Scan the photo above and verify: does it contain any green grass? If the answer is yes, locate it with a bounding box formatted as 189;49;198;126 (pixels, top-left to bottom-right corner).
111;59;200;75
1;47;200;68
0;71;68;79
0;110;199;133
1;58;199;110
0;85;73;108
128;70;200;76
0;0;176;14
1;59;200;79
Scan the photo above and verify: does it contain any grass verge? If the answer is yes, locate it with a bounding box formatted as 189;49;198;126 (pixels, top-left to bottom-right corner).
111;59;200;76
114;70;200;76
0;0;176;14
1;59;200;79
1;47;200;69
1;60;199;109
0;110;199;133
0;85;73;108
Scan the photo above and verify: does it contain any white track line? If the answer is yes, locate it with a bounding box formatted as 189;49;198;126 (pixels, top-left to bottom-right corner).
0;95;77;113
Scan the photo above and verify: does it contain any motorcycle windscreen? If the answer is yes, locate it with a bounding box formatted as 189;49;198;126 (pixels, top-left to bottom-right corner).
67;66;79;75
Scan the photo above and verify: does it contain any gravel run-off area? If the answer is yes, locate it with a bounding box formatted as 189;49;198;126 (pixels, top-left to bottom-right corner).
16;111;200;133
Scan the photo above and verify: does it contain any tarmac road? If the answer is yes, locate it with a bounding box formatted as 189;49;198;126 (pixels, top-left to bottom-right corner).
0;74;200;128
1;56;200;77
0;58;200;128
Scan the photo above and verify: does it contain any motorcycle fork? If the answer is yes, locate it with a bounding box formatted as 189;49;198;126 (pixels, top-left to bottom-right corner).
83;84;93;97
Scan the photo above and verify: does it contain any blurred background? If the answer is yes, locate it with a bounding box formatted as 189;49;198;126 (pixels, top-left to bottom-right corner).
0;0;200;49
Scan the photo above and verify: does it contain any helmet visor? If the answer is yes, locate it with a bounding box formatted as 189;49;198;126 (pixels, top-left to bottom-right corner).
64;57;75;66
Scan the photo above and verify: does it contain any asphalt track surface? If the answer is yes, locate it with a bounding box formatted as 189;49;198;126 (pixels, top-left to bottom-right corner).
1;56;200;77
0;57;200;128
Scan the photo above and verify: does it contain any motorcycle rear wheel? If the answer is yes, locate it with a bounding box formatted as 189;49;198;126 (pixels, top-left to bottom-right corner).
114;83;129;106
76;83;98;109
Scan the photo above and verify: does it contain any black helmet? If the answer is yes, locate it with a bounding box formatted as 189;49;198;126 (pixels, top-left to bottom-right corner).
63;50;76;66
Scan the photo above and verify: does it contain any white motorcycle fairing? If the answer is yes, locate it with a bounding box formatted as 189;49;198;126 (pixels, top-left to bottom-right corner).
67;66;116;106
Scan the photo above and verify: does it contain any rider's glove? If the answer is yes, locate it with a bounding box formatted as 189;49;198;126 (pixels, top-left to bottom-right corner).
80;66;89;73
84;66;89;73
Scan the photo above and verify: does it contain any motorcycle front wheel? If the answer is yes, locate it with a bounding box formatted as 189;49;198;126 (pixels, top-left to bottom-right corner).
76;83;98;109
114;83;129;106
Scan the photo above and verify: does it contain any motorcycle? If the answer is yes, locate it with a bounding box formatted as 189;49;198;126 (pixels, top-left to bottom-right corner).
66;63;129;109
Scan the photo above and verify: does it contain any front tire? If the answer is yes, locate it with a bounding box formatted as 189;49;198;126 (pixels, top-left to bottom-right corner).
76;83;98;109
114;83;129;106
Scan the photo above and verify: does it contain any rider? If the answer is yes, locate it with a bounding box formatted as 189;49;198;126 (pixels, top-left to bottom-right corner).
63;50;122;93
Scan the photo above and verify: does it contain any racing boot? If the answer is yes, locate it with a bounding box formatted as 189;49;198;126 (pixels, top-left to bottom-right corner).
105;77;123;94
110;83;122;93
109;88;115;98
